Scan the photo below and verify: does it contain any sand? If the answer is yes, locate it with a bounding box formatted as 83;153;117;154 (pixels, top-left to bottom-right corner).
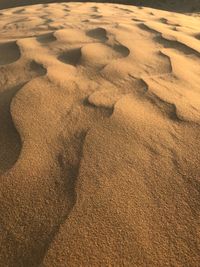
0;0;200;13
0;2;200;266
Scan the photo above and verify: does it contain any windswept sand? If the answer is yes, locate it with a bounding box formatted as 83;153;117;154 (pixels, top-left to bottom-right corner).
0;2;200;266
0;0;200;13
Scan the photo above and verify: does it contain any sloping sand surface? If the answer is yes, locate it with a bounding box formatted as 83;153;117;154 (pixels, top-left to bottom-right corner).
0;0;200;13
0;2;200;266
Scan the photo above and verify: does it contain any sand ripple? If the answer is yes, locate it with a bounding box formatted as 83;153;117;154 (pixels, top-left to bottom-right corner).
0;3;200;266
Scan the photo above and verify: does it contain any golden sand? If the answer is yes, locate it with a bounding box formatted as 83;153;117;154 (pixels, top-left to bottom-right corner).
0;2;200;266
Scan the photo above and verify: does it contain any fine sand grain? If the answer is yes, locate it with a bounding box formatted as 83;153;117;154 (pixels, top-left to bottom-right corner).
0;2;200;266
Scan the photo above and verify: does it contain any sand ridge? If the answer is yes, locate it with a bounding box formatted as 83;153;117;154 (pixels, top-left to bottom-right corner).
0;0;200;13
0;2;200;266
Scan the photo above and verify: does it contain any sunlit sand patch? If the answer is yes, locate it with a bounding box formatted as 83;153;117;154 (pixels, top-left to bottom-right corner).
0;2;200;267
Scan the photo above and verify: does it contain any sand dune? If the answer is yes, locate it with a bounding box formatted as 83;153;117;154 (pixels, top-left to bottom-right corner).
0;0;200;13
0;2;200;266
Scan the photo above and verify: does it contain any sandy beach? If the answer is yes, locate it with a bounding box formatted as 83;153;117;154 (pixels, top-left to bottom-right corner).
0;2;200;266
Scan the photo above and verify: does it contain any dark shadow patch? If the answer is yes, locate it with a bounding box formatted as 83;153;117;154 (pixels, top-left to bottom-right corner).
36;32;57;43
159;17;180;27
0;41;21;65
86;27;108;42
58;48;82;66
90;14;103;19
0;83;26;174
119;7;133;13
194;33;200;40
132;18;145;22
29;60;47;76
113;43;130;57
91;6;99;12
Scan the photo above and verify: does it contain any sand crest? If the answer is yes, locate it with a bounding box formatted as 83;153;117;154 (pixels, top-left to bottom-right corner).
0;2;200;266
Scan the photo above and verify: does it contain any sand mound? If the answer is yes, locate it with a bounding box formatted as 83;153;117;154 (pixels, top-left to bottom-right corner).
0;0;200;13
0;2;200;266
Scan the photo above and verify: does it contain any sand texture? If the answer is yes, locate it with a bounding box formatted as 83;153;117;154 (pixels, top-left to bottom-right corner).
0;2;200;266
0;0;200;13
